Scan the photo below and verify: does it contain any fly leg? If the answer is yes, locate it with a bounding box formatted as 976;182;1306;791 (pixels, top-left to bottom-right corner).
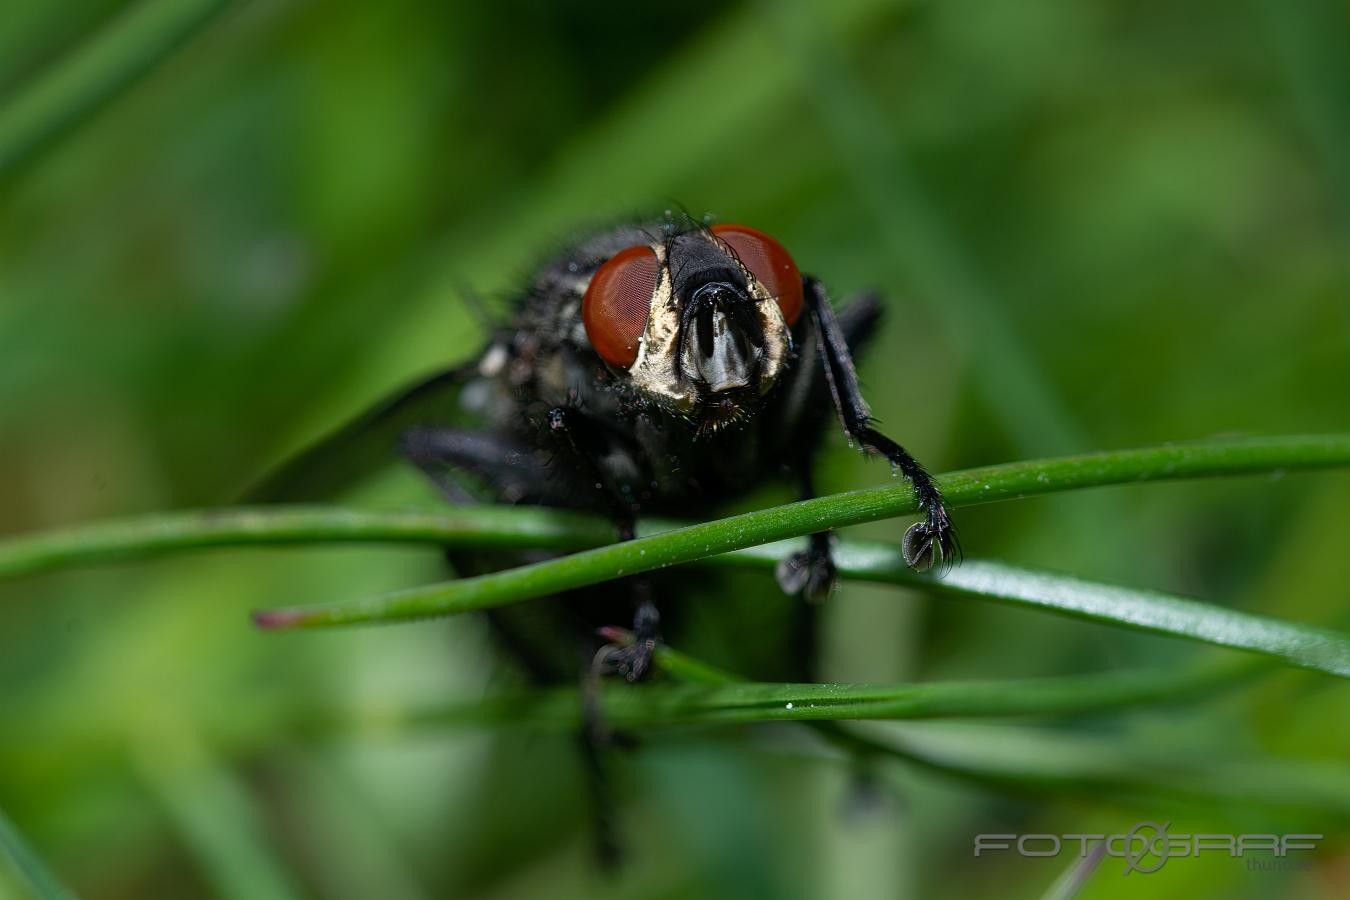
544;407;662;682
804;276;959;572
403;413;660;676
400;426;554;506
402;415;646;866
545;405;661;867
774;460;837;601
771;295;882;600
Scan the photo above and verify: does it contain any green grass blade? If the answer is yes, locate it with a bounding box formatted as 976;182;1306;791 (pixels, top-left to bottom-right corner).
247;434;1350;631
3;434;1344;583
3;435;1345;673
0;505;612;581
625;641;1350;819
596;667;1245;726
3;435;1348;674
716;543;1350;678
642;641;1347;819
311;663;1245;732
0;806;77;900
313;640;1343;817
0;0;232;177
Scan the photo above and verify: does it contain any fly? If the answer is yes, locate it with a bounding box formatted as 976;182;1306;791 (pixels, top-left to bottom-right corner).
249;216;959;682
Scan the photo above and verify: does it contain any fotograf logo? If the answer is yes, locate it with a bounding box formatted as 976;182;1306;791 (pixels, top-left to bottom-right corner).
973;822;1321;875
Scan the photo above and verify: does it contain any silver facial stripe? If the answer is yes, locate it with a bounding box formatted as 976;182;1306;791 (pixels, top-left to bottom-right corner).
683;309;750;392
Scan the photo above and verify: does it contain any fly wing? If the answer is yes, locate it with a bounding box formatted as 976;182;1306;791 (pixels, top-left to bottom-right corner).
241;361;482;503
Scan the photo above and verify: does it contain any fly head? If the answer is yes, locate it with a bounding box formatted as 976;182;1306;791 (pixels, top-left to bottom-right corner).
581;223;804;430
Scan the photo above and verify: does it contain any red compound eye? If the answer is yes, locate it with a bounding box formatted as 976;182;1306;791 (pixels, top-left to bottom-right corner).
711;224;803;324
582;245;661;368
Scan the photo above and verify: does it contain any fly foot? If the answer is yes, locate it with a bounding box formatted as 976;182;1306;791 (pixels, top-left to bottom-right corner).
776;541;837;602
901;502;959;574
595;598;661;683
595;638;656;683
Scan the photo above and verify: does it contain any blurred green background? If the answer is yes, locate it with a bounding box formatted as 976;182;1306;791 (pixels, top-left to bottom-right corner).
1;0;1348;897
